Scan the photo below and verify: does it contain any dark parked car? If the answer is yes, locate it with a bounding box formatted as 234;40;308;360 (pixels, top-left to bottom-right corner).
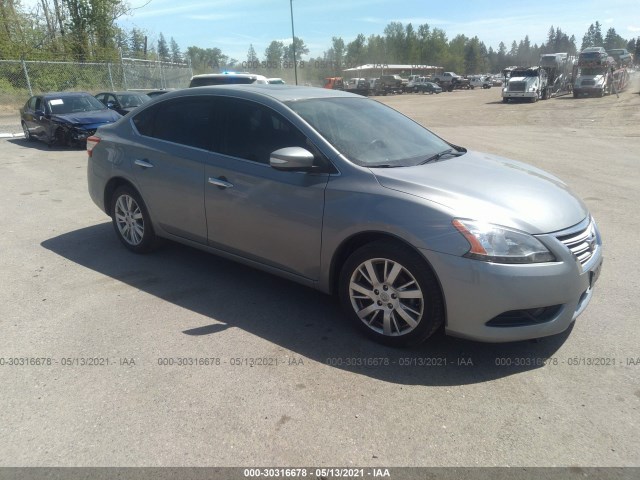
20;92;121;147
95;91;151;116
87;85;602;346
416;81;443;94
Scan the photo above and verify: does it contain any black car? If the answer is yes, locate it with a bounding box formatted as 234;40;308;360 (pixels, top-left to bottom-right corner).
20;92;121;147
95;91;151;116
416;81;443;94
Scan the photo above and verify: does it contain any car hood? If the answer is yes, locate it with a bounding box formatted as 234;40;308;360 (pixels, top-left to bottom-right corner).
52;109;121;126
370;151;588;234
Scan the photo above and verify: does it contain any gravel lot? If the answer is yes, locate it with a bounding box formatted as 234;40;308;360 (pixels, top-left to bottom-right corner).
0;84;639;469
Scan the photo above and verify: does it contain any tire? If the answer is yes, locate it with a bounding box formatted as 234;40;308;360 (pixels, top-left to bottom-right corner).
110;185;156;253
530;94;538;103
502;97;508;103
338;240;444;347
54;127;69;147
22;121;34;141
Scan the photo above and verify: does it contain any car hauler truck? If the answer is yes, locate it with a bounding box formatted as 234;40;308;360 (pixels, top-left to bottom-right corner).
539;53;573;96
573;47;630;98
502;66;549;103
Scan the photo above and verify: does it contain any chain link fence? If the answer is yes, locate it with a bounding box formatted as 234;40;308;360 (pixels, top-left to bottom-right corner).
0;58;193;108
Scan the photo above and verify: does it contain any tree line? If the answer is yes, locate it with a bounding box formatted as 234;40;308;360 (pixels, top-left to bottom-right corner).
1;1;638;79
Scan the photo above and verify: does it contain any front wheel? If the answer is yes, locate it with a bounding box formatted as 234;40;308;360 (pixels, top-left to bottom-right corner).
22;121;34;141
339;241;444;347
110;185;156;253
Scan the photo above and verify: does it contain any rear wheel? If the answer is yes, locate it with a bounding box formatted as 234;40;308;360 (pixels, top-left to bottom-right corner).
110;185;156;253
339;241;444;347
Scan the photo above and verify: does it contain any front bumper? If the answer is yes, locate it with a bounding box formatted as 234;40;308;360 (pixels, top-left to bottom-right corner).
503;91;536;99
573;87;604;97
420;218;603;342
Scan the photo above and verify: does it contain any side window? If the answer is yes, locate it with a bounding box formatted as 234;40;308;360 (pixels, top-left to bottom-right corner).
33;97;42;111
107;94;117;105
95;94;105;104
216;98;308;164
132;96;216;150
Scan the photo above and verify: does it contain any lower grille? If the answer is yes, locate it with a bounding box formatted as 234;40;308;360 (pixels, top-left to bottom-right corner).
486;305;562;327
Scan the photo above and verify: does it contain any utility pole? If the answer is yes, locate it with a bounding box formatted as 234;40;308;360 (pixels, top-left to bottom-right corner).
290;0;297;85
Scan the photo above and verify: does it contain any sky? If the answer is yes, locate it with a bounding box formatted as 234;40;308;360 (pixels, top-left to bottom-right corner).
27;0;640;61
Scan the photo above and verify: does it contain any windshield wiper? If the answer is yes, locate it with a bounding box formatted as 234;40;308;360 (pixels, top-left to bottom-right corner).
419;149;464;165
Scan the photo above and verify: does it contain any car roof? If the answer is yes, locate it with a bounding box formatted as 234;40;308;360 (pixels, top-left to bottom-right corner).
96;91;144;95
161;84;361;103
41;91;92;99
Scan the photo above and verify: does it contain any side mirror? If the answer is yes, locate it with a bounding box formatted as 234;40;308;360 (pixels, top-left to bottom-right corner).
106;102;115;109
270;147;315;171
35;109;45;117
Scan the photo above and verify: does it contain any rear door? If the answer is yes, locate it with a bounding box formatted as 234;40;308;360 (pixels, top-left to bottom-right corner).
24;96;48;140
128;96;215;244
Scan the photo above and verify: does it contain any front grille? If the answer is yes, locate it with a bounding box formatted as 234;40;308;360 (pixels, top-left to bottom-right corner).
508;81;526;92
581;79;596;86
556;221;597;266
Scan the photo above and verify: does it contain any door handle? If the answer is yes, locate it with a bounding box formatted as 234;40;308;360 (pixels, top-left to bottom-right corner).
134;159;154;169
208;176;234;189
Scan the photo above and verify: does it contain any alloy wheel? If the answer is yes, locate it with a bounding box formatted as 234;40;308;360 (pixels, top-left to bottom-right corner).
348;258;424;336
114;194;145;246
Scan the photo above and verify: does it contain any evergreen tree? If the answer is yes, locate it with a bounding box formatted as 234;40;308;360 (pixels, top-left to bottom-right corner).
157;33;169;61
284;37;309;63
169;37;181;63
247;44;258;64
264;40;284;68
129;28;146;59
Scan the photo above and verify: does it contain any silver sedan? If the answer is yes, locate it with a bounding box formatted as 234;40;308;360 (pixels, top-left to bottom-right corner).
87;85;602;346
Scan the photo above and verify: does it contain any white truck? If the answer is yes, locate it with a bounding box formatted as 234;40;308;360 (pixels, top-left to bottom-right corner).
573;47;617;98
502;66;549;103
433;71;470;91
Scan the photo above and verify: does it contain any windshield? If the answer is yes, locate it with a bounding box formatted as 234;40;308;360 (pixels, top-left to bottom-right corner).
286;97;454;167
512;69;539;77
46;95;106;114
116;93;150;108
580;68;606;76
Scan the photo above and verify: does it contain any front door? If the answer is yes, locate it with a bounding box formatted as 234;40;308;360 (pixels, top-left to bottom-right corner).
204;97;328;281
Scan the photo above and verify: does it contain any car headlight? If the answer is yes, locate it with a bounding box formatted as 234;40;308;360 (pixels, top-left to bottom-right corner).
452;219;556;264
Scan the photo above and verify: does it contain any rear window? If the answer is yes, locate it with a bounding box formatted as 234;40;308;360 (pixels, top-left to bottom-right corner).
189;76;255;87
